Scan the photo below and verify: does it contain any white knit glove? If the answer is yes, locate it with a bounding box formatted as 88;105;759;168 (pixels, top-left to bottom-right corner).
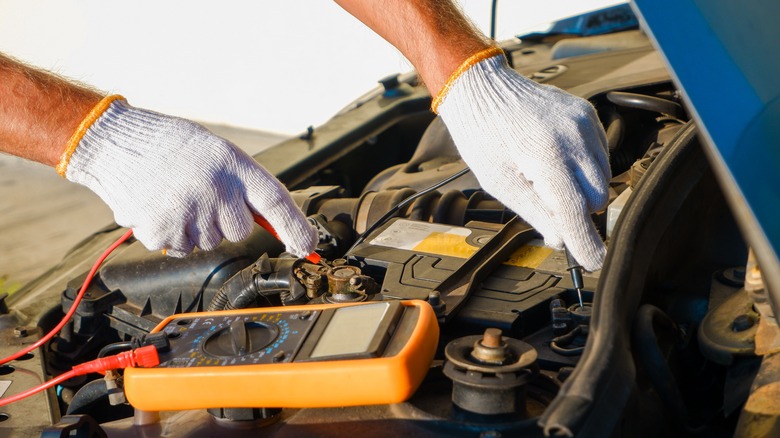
58;97;317;258
436;52;610;271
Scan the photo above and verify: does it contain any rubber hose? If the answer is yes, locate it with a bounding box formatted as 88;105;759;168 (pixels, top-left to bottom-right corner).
603;107;625;153
207;288;230;311
606;91;683;118
207;266;257;311
66;379;108;415
540;122;704;437
632;305;689;425
603;108;637;174
633;304;711;434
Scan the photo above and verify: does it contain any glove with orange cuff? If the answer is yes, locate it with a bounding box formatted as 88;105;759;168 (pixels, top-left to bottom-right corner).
433;48;611;271
57;96;317;258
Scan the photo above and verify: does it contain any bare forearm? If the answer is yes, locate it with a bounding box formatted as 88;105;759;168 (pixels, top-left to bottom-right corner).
334;0;492;95
0;54;102;166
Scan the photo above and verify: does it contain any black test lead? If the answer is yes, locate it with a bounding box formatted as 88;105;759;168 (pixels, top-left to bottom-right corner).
564;247;585;308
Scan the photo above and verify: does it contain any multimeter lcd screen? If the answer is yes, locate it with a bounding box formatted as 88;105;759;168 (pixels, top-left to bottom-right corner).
310;302;391;359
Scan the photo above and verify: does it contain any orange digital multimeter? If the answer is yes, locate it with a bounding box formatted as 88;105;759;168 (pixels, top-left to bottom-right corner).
124;300;438;411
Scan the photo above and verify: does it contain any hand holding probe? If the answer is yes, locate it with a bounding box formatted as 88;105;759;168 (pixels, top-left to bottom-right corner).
253;213;321;264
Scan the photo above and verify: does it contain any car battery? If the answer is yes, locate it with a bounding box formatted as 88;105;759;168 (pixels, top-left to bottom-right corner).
346;218;578;335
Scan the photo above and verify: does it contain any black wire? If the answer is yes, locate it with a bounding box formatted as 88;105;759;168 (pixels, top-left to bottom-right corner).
97;342;133;358
550;342;585;357
346;167;471;254
550;325;586;356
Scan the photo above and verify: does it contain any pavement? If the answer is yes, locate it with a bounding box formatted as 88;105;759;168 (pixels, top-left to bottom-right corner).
0;124;287;295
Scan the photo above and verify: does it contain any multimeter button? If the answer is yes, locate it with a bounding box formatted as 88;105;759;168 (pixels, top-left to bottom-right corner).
272;351;286;363
203;321;280;357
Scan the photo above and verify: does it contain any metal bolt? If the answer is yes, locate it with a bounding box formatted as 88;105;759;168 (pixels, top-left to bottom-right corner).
470;328;509;364
427;291;441;306
482;328;503;348
732;314;756;332
12;327;28;338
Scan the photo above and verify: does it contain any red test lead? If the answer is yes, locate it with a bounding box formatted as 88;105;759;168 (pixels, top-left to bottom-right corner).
0;229;134;366
0;346;159;407
72;345;160;375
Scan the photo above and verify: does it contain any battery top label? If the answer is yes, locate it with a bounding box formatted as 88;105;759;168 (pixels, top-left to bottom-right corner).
369;220;474;254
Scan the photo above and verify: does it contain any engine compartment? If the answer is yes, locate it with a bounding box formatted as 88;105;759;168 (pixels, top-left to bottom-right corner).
0;27;760;437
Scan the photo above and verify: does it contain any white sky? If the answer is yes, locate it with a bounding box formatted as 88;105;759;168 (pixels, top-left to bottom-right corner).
0;1;624;134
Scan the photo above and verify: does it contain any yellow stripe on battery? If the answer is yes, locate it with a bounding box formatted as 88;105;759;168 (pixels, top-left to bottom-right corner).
503;244;554;269
411;232;553;269
412;232;478;259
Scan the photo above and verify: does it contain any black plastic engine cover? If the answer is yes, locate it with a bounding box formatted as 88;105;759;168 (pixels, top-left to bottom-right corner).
347;218;569;336
62;228;283;339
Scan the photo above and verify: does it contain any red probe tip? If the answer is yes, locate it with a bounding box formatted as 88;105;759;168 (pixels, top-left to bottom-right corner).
253;214;321;264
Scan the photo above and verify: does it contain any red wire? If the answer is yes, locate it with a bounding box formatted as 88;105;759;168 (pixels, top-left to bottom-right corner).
0;229;134;366
0;219;315;405
0;345;159;407
0;370;77;407
3;214;312;368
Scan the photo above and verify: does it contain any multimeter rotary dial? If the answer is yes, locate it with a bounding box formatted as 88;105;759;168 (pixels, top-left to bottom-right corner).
203;319;279;357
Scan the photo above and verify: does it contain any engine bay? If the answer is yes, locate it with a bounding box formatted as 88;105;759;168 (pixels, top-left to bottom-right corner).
1;25;760;437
